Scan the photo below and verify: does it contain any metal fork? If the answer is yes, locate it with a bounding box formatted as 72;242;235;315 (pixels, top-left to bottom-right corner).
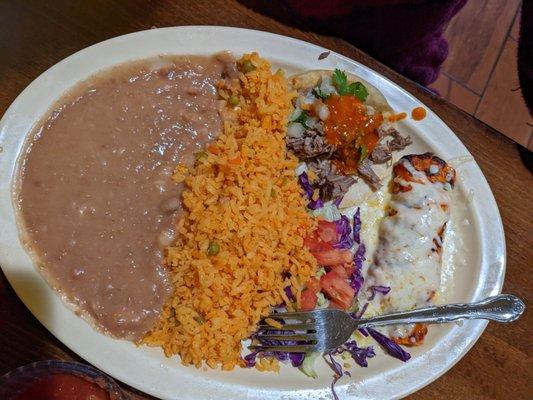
250;294;525;353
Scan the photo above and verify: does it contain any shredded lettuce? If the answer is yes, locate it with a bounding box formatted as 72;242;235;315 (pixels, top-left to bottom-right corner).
311;203;341;221
299;351;320;378
294;162;307;176
353;330;373;348
316;292;329;308
315;267;326;279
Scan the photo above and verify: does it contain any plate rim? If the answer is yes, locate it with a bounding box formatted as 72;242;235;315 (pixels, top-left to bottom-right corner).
0;25;506;400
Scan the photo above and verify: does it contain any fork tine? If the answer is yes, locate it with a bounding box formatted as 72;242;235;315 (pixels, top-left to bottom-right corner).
265;312;316;321
255;333;317;341
256;323;315;331
248;344;318;353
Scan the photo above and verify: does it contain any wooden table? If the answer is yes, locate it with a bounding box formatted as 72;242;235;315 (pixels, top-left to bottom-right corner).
0;1;531;399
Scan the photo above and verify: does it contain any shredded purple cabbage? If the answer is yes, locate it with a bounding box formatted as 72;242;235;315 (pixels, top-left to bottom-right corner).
351;302;368;320
247;201;409;400
243;350;260;368
358;327;369;337
243;348;305;368
327;351;343;400
342;340;376;367
298;172;313;198
353;208;362;244
334;196;343;207
307;198;324;210
289;352;305;367
333;215;354;250
245;326;306;368
353;243;366;270
349;243;366;294
284;286;295;302
367;285;391;301
298;172;323;210
367;328;411;362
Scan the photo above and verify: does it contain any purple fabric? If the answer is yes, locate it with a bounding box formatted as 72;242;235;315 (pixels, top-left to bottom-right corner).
246;0;468;86
290;0;468;85
517;2;531;113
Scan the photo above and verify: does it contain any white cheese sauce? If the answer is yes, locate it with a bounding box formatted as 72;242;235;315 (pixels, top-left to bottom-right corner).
360;159;454;338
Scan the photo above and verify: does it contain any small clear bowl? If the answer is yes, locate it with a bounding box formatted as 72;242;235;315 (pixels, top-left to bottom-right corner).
0;360;127;399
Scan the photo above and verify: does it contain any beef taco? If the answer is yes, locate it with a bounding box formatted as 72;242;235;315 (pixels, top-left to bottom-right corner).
286;69;412;207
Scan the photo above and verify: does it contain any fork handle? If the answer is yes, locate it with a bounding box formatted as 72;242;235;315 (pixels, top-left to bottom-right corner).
357;294;525;329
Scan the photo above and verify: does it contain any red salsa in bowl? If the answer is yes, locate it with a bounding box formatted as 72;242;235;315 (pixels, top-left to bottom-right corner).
0;360;125;400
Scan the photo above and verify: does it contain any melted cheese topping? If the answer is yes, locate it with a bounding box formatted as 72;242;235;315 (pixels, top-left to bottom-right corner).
367;159;452;336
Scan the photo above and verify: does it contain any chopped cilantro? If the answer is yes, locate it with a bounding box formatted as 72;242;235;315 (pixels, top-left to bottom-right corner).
313;86;330;101
292;109;310;128
332;69;369;101
359;144;368;162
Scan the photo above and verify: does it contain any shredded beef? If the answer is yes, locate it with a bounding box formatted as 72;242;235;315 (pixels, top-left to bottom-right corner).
320;173;356;200
377;125;399;138
370;145;392;164
308;158;332;179
307;159;356;201
357;158;382;190
287;110;412;198
286;127;336;159
387;130;412;151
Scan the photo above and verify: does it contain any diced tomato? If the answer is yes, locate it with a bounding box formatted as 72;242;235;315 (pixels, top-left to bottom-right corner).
331;263;355;279
306;278;321;292
300;278;321;311
304;235;334;253
311;249;353;266
304;221;339;252
320;270;355;310
342;263;355;276
316;220;338;243
331;265;350;279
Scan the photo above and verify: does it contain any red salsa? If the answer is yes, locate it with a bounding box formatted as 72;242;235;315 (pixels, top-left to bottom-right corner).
411;106;426;121
324;95;383;174
13;374;111;400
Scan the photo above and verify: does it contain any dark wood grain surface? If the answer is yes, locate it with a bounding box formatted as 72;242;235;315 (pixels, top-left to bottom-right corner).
0;1;531;399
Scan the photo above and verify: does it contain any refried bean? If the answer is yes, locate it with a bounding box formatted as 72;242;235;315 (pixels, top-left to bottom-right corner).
15;54;235;340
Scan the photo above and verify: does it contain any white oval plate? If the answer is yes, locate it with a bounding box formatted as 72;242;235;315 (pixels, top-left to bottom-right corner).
0;26;505;400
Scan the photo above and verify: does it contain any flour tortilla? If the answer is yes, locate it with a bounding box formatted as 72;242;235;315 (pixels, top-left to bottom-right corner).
289;69;394;114
290;70;395;208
